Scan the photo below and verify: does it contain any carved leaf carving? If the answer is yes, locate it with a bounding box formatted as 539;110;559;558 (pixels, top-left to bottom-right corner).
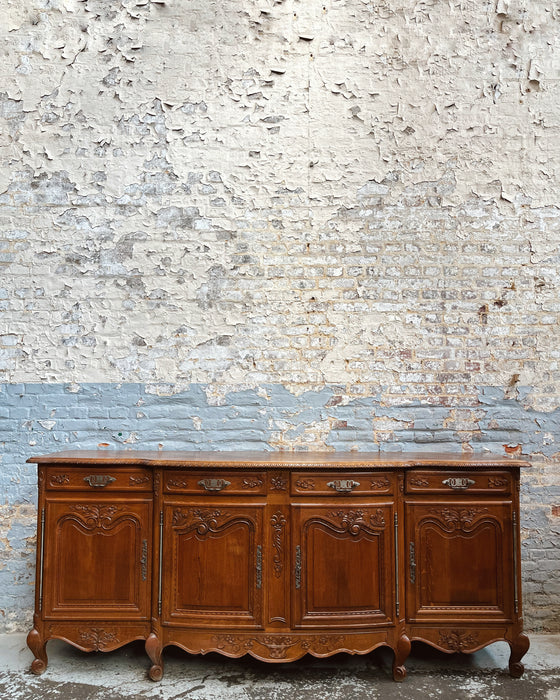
409;476;430;487
129;474;151;485
167;477;189;488
488;477;508;488
270;511;287;578
295;478;315;490
242;477;264;489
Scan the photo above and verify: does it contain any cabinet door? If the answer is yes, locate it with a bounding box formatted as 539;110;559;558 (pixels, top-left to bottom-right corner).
405;501;514;622
43;497;152;619
292;503;394;628
163;502;264;628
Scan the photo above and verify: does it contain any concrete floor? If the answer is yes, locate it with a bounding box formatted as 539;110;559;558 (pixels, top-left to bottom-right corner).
1;633;558;700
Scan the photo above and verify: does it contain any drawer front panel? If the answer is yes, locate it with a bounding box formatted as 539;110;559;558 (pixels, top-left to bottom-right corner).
406;470;512;495
164;471;267;495
46;467;152;492
291;472;394;496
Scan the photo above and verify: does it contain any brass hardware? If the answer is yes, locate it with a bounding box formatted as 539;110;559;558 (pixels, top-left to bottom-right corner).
158;511;163;615
83;475;116;488
409;542;416;584
141;539;148;582
513;511;519;614
198;478;231;492
295;545;301;589
327;479;360;493
442;477;475;490
394;513;399;618
256;545;262;590
39;508;45;612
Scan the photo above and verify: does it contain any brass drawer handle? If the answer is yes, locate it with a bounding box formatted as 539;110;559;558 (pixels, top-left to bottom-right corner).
327;479;360;493
198;478;231;492
442;477;475;490
83;475;116;488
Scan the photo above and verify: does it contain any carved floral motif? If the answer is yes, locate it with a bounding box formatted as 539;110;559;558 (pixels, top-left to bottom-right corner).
69;504;126;530
78;628;119;650
370;509;386;528
50;474;70;486
270;475;288;491
172;508;223;533
438;629;479;651
326;508;386;533
212;634;347;659
327;509;365;534
428;507;487;531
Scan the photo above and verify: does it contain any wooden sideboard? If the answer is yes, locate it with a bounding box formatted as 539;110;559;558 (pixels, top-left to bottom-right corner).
26;450;530;681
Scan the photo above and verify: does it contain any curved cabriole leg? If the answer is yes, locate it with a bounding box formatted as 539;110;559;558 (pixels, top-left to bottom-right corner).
392;634;411;682
146;633;164;681
509;632;530;678
27;626;48;675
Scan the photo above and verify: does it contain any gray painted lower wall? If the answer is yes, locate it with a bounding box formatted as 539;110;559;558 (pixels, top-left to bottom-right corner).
1;382;558;633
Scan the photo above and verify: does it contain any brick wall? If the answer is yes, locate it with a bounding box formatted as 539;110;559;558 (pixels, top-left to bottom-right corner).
0;0;559;633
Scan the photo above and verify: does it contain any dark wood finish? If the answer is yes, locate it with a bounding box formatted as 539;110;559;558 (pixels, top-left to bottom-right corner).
42;497;151;619
163;470;267;495
405;501;514;622
45;467;152;492
292;503;394;628
27;450;530;682
290;472;394;495
163;500;265;628
406;470;512;495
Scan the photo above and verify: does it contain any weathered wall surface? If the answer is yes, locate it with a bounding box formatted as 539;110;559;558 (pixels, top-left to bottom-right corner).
0;0;559;633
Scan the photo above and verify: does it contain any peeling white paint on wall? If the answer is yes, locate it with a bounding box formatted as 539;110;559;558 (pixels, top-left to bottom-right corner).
0;0;558;410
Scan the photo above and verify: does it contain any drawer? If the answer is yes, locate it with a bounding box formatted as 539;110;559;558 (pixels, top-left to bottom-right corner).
406;470;512;495
290;472;394;496
163;470;267;495
45;467;152;492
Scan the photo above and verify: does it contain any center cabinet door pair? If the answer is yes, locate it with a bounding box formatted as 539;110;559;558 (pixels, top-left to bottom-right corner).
162;471;395;633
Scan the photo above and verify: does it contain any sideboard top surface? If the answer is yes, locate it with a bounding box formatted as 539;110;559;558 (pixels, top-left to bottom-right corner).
27;449;530;469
